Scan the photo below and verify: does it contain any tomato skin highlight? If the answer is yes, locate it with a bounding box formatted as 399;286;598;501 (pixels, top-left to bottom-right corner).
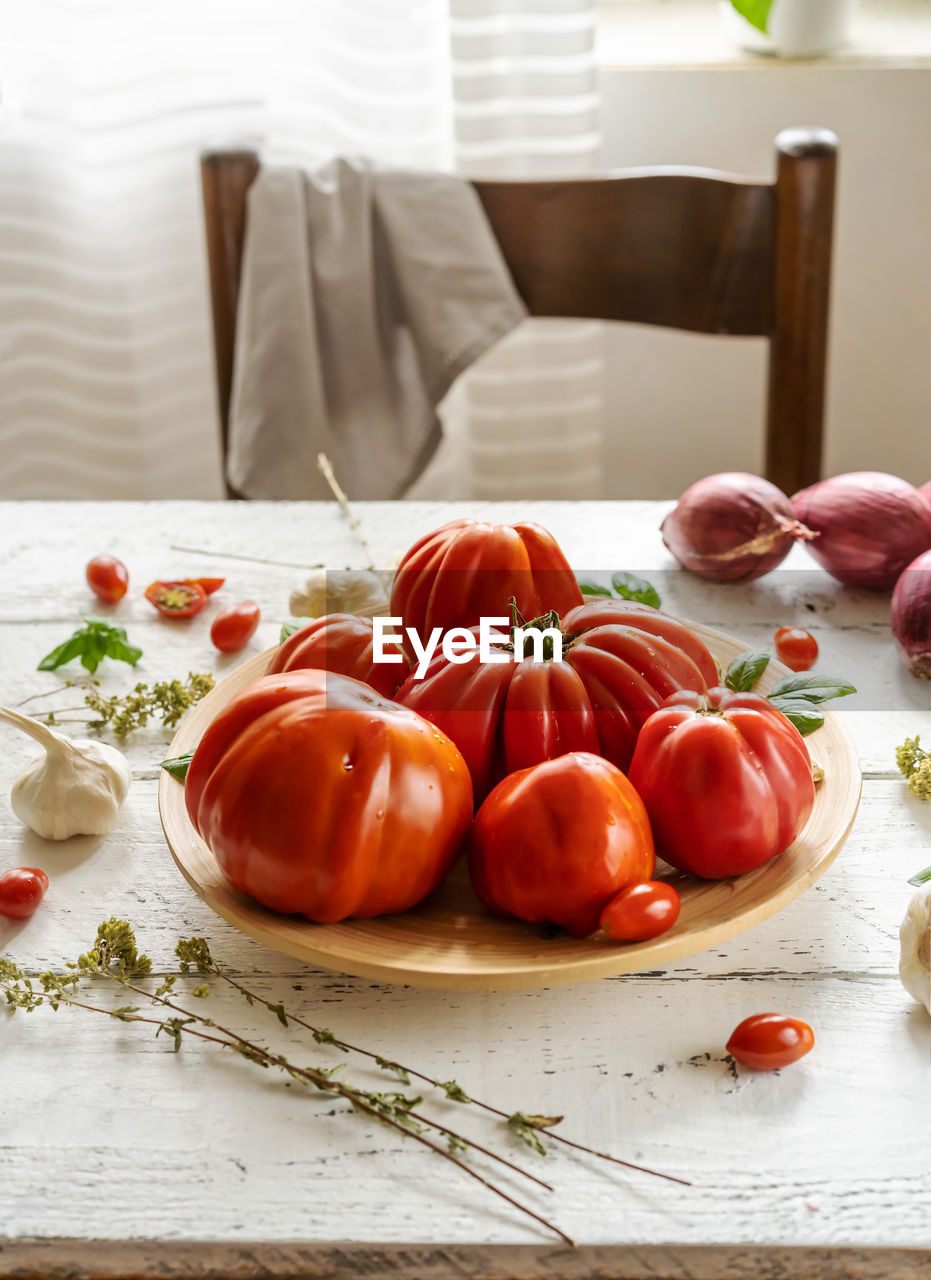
726;1013;815;1070
145;580;207;618
86;555;129;603
0;867;49;920
211;601;260;652
187;577;225;596
599;880;680;942
268;613;412;698
774;627;819;672
468;751;655;938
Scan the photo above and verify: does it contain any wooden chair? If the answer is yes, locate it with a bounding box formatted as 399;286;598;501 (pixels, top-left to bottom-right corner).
202;128;837;498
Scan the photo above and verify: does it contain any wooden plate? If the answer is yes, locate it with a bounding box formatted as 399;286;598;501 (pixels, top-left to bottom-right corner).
158;624;861;990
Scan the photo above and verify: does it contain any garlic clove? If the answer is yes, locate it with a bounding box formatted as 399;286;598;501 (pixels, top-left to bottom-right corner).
289;568;391;620
899;884;931;1016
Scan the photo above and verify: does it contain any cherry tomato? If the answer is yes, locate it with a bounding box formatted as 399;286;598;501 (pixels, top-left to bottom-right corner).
86;555;129;603
0;867;49;920
599;880;681;942
186;577;225;596
211;601;261;652
726;1013;815;1071
144;580;207;619
774;627;819;672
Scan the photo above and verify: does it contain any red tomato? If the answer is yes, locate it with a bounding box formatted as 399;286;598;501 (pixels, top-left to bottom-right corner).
628;688;815;879
187;577;225;596
390;518;583;638
267;613;412;699
774;626;819;671
599;880;680;942
211;601;260;652
399;600;717;799
0;867;49;920
726;1013;815;1070
86;555;129;603
144;580;207;619
185;670;473;922
468;752;655;938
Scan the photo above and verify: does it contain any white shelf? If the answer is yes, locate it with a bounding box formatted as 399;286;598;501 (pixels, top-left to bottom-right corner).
597;0;931;69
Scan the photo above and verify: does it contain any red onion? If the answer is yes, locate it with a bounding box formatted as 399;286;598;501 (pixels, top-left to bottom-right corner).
660;472;815;583
892;548;931;678
791;472;931;591
920;481;931;506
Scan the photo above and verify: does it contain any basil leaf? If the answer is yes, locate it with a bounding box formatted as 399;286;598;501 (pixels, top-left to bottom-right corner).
728;0;774;34
37;634;88;671
105;637;143;666
768;674;857;703
279;618;307;643
725;649;771;693
768;696;825;736
907;866;931;888
159;752;194;782
610;572;661;609
577;580;612;598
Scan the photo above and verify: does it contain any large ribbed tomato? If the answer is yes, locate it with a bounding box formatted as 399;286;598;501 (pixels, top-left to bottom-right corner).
389;518;583;638
185;670;473;922
469;752;655;937
267;613;411;698
628;688;815;879
397;600;718;799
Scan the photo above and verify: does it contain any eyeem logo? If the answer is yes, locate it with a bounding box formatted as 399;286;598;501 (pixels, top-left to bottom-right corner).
374;616;563;681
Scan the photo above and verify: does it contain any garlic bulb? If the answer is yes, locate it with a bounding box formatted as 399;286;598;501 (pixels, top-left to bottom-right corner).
289;568;390;620
899;884;931;1016
1;706;131;840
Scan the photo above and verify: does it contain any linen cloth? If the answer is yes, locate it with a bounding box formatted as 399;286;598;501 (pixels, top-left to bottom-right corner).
227;158;527;500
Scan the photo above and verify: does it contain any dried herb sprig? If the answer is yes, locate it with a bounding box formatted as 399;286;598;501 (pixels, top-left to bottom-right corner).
896;736;931;801
40;673;214;739
2;921;584;1245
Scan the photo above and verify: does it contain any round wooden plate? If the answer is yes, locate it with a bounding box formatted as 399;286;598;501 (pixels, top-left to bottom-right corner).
158;624;861;990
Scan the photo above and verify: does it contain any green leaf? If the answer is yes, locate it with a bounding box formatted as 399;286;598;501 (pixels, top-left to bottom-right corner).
439;1080;471;1104
611;571;661;610
38;618;143;673
725;649;771;693
105;636;143;666
907;865;931;887
37;634;88;671
729;0;774;35
159;752;193;782
279;618;306;643
376;1056;411;1085
768;674;857;703
577;580;612;598
767;696;825;736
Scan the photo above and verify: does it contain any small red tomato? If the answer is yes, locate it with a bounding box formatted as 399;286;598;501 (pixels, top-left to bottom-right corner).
211;601;261;652
86;555;129;603
726;1013;815;1071
144;580;207;619
774;627;818;672
599;880;681;942
0;867;49;921
186;577;225;596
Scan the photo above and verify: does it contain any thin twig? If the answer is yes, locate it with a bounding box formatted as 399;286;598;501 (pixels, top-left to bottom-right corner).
317;453;376;570
169;545;321;570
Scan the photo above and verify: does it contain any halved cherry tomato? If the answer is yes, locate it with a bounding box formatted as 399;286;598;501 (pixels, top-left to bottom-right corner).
186;577;225;596
774;627;818;672
144;580;207;619
0;867;49;920
726;1013;815;1070
211;601;261;652
86;555;129;603
599;880;681;942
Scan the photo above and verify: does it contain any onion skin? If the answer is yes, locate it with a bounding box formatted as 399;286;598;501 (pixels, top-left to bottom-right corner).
791;472;931;592
892;549;931;679
661;473;814;583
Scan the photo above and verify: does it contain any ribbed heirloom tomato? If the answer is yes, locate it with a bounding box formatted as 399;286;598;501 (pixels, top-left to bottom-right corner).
267;613;412;698
390;518;583;637
468;752;655;938
628;688;815;879
398;600;717;799
185;670;472;922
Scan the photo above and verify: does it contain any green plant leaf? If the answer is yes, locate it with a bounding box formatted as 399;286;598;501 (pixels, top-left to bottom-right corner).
37;634;88;671
279;618;306;643
38;618;143;673
725;649;771;693
577;580;612;598
159;752;194;782
907;865;931;887
611;572;661;609
729;0;774;35
767;696;825;736
768;674;857;703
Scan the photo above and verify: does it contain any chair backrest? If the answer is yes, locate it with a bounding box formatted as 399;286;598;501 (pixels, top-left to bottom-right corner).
201;128;836;498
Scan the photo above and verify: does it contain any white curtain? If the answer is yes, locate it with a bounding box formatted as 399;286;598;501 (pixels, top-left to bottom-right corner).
0;0;599;501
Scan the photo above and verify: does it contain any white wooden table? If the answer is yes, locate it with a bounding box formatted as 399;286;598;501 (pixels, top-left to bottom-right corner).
1;501;930;1280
